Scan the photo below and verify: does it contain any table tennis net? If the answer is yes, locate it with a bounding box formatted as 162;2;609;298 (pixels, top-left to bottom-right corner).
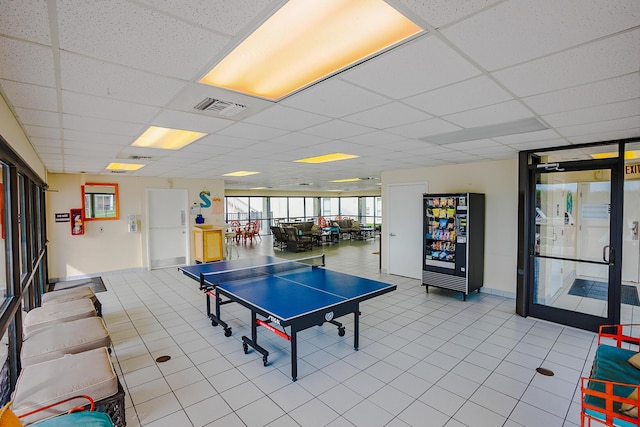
201;255;325;284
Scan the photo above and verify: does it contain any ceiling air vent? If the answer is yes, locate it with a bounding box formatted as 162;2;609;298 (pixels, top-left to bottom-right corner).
110;170;127;174
194;97;246;117
127;155;152;160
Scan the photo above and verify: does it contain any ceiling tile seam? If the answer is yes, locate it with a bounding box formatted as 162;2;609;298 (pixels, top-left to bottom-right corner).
47;0;65;170
521;70;640;101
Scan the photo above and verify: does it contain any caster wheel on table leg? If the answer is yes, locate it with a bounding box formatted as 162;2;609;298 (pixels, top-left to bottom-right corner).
211;320;218;327
338;328;345;337
263;356;268;366
243;342;248;354
224;328;232;337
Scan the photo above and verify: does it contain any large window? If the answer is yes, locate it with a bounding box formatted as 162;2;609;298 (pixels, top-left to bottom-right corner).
288;198;304;220
340;197;358;217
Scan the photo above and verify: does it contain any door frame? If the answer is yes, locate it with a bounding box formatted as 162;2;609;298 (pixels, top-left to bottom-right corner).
517;142;625;332
145;188;189;270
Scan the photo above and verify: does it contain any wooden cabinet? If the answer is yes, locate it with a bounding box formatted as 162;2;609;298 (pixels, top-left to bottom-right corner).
193;225;223;263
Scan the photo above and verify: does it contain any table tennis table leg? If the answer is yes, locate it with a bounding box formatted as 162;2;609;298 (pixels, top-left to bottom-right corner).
205;289;232;337
242;311;269;368
353;309;359;350
290;329;298;381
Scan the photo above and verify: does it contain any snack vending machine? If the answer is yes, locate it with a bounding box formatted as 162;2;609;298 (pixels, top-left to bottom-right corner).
422;193;485;300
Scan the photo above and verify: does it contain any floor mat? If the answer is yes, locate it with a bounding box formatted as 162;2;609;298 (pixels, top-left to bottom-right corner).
568;278;639;306
49;276;107;293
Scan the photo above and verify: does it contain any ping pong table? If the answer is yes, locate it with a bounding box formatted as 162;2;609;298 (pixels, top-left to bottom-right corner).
179;255;396;380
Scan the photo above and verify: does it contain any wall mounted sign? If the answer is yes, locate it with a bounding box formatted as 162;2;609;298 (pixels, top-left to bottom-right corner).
55;213;70;222
625;162;640;180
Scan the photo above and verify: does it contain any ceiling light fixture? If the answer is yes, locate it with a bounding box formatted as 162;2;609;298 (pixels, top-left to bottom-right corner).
421;117;548;145
199;0;422;101
330;178;361;183
295;153;360;164
132;126;207;150
223;171;261;177
106;163;145;171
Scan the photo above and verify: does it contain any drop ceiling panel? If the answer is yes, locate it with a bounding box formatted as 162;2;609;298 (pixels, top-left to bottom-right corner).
543;99;640;128
343;102;432;129
568;128;640;144
62;114;144;136
0;1;51;45
345;131;406;146
524;74;640;115
388;118;461;139
443;100;534;128
59;52;185;107
61;91;160;124
23;126;60;139
404;76;513;116
493;129;561;145
244;106;330;131
14;108;60;128
268;132;330;147
445;138;502;151
0;38;55;87
30;137;62;148
63;129;132;146
217;122;289;140
56;0;229;80
557;116;640;137
342;36;481;99
442;0;640;71
0;80;58;111
494;30;640;97
136;0;274;36
302;120;372;140
281;79;389;118
396;0;503;29
152;109;234;134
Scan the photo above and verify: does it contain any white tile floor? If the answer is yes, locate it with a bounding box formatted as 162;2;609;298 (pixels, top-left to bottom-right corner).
97;236;602;427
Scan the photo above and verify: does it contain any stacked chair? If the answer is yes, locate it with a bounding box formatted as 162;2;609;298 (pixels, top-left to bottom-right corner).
5;286;125;426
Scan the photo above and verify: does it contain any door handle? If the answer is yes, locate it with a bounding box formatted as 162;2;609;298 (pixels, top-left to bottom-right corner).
602;245;611;264
389;233;396;237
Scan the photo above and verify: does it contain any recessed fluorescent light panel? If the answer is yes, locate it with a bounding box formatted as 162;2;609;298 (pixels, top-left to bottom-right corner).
132;126;207;150
295;153;360;164
422;118;548;145
330;178;361;183
106;163;145;171
223;171;261;177
199;0;422;101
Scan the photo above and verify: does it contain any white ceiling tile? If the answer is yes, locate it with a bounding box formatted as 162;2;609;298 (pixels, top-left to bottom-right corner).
23;125;60;139
343;102;432;129
35;146;63;155
543;99;640;128
442;0;640;70
567;128;640;144
342;36;481;99
0;80;58;111
524;74;640;115
0;1;50;45
0;38;55;86
493;129;561;144
445;138;502;151
244;106;330;131
30;137;62;148
218;123;288;140
557;116;640;137
404;76;513;116
152;109;233;134
59;52;185;107
61;91;160;125
494;30;640;97
14;108;60;128
63;130;132;146
396;0;504;29
268;132;330;147
64;141;121;155
56;0;229;80
302;120;372;139
444;101;533;128
137;0;274;36
63;114;144;136
346;131;406;146
281;79;389;118
388;118;461;138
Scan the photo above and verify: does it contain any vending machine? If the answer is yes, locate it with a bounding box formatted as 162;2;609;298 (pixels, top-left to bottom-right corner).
422;193;485;300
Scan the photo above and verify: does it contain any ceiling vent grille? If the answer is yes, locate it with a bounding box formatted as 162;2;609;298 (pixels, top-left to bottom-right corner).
110;170;127;174
194;97;247;117
127;155;152;160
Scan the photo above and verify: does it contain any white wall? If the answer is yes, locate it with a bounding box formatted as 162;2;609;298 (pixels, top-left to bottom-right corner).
382;159;519;297
46;173;225;280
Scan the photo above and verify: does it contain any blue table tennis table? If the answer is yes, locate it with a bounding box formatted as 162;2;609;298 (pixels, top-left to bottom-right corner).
179;255;396;380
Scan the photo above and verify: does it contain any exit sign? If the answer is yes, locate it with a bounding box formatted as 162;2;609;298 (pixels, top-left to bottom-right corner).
625;162;640;180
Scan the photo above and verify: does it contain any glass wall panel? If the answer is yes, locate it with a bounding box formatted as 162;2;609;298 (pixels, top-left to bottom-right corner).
321;197;339;217
305;197;318;220
340;197;358;218
226;196;249;222
621;141;640;323
18;175;27;280
0;164;6;299
288;198;304;220
271;197;288;223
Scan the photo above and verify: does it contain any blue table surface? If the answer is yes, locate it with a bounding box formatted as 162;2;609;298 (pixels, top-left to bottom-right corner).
179;256;279;282
218;268;395;321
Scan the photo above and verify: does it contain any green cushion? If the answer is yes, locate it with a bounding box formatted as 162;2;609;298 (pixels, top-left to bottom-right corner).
32;412;113;427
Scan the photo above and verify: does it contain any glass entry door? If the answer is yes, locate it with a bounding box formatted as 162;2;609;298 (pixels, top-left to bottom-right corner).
529;162;621;330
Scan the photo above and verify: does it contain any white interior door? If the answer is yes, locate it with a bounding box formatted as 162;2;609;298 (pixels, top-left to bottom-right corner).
623;180;640;284
147;189;188;269
387;182;427;279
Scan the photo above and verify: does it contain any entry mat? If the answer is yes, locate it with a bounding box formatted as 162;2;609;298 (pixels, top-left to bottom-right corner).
568;278;640;306
49;276;107;293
